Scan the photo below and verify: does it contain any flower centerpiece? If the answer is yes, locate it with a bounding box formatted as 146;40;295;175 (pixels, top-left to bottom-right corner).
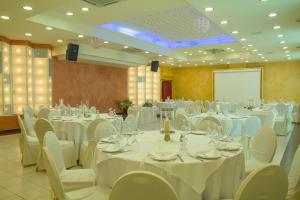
115;99;132;115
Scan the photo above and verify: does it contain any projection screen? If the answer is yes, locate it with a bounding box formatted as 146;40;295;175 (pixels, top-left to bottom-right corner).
214;68;261;102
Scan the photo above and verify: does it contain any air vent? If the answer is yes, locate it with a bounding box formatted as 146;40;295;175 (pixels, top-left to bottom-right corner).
296;18;300;23
206;48;225;54
121;47;144;53
82;0;125;7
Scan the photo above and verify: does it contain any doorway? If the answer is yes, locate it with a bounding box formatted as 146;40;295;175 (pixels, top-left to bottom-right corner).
162;80;172;101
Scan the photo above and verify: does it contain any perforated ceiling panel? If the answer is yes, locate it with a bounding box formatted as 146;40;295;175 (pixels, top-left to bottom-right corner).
100;5;236;49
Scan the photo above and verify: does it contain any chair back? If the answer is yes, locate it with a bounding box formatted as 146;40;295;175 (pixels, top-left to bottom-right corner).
124;114;138;131
109;171;178;200
95;121;118;141
34;118;55;146
234;165;288;200
43;146;66;200
23;112;36;137
17;115;28;137
175;107;187;116
175;114;189;130
89;106;97;114
276;103;287;117
288;145;300;195
195;120;210;131
264;110;276;128
127;106;140;118
37;108;50;119
241;116;261;138
251;127;277;162
44;132;66;174
86;119;107;141
23;105;34;118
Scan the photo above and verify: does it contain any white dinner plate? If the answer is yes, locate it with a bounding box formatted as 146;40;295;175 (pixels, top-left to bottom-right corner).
101;144;123;153
197;151;221;159
101;137;117;143
149;152;177;161
218;143;241;151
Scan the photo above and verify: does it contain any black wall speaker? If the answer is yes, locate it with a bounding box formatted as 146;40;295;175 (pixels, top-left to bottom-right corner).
66;43;79;61
151;61;159;72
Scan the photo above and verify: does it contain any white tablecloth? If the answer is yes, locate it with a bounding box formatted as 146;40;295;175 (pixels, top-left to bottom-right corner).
51;113;123;159
139;106;158;124
94;131;245;199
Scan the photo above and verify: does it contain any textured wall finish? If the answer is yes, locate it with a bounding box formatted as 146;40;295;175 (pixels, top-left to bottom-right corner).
161;60;300;102
52;58;128;112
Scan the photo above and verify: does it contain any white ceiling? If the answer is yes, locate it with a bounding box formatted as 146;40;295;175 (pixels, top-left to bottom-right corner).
0;0;299;67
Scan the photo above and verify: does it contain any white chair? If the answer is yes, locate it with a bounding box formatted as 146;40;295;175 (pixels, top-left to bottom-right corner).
123;114;138;132
203;100;210;112
17;115;39;166
23;111;37;137
34;118;76;170
89;106;97;114
246;127;277;174
23;105;34;118
276;103;287;118
175;107;187;116
292;104;300;123
80;119;107;168
37;107;50;119
127;105;140;118
95;121;118;141
287;145;300;198
230;165;288;200
274;104;293;136
43;132;97;193
241;116;261;158
42;137;109;200
109;171;178;200
263;110;276;128
174;114;189;130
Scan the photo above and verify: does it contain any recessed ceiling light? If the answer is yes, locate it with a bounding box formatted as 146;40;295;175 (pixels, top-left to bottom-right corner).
198;50;202;53
202;60;206;63
273;25;280;30
265;59;268;62
241;38;246;41
179;65;182;67
248;44;253;47
261;56;265;59
22;5;32;11
78;34;84;38
220;59;223;62
25;33;32;37
209;62;213;65
231;49;235;52
220;20;228;25
277;34;283;38
259;0;267;2
203;52;207;55
187;62;190;65
286;54;290;57
227;62;230;64
162;61;165;64
66;12;73;16
145;51;149;54
0;15;10;20
285;50;290;53
280;41;286;44
268;13;277;17
226;47;231;50
253;49;258;52
81;7;89;11
287;57;291;60
232;30;239;34
45;26;53;30
205;7;214;12
184;51;188;54
158;54;162;57
123;46;129;49
194;64;198;66
57;39;63;43
258;53;263;56
245;60;249;63
188;53;193;56
283;46;288;50
103;41;109;44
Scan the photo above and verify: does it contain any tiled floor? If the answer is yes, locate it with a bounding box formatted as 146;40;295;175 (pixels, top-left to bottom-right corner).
0;124;299;200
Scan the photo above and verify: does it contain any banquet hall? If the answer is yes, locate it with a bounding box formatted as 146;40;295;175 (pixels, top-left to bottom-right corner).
0;0;300;199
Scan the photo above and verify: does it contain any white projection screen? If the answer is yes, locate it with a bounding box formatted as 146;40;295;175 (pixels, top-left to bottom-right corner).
214;68;261;102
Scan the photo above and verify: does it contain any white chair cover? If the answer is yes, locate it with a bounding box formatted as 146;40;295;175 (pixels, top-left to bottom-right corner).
109;171;178;200
235;165;288;200
43;132;97;192
42;139;110;200
292;104;300;123
23;105;34;118
127;105;140;118
89;106;97;114
17;115;39;166
276;103;287;117
37;108;50;119
34;118;76;169
123;114;138;132
95;121;118;141
23;112;36;137
175;114;189;130
246;127;277;174
175;108;187;116
288;145;300;198
242;116;261;138
263;110;276;128
274;104;293;136
80;119;107;168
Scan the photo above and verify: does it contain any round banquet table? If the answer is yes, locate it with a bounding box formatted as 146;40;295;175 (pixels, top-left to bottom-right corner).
94;131;245;199
187;113;249;137
50;113;123;160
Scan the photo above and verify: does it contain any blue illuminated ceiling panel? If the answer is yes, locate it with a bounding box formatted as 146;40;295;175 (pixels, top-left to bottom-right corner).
100;5;236;49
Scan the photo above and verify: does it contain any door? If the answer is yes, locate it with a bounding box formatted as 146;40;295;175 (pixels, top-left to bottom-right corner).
162;80;172;101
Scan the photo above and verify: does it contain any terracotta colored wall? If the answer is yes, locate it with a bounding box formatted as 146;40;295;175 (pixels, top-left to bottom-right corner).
52;58;128;112
160;60;300;102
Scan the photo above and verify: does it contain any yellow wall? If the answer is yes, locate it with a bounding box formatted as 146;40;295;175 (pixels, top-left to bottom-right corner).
160;60;300;102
